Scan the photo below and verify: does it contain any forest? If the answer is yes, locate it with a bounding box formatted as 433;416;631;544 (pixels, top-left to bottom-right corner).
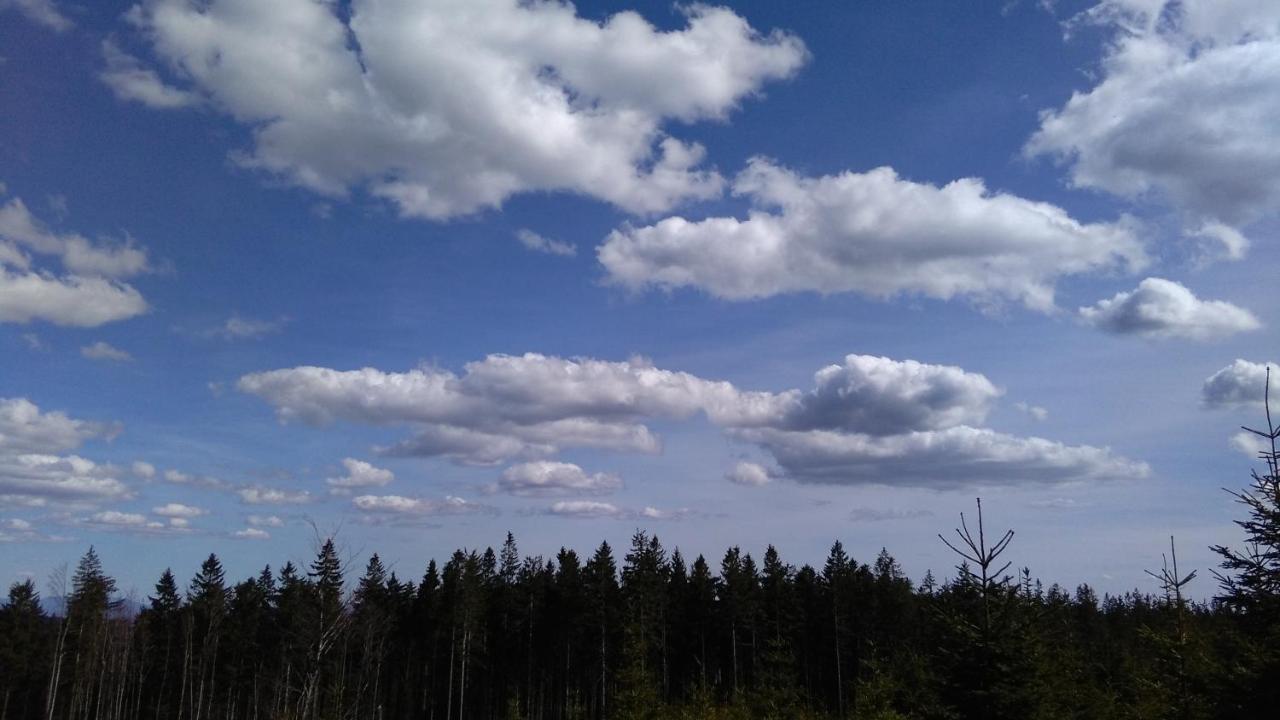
1;414;1278;720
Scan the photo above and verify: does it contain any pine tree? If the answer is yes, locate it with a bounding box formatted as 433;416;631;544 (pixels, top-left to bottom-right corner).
0;579;48;720
1210;368;1280;715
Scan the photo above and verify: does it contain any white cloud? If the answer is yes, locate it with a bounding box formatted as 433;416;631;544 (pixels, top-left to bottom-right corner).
0;0;71;32
546;500;624;519
209;315;287;340
1027;1;1280;236
0;454;132;506
599;158;1145;311
162;468;230;490
326;457;394;494
119;0;807;219
496;461;621;496
735;425;1149;488
637;505;697;521
247;514;284;528
0;197;150;327
241;352;1145;490
0;198;150;278
152;502;206;518
1014;402;1049;421
1;397;118;454
239;353;785;465
100;40;199;110
1202;359;1280;408
131;460;156;479
88;510;148;526
232;527;270;540
1079;278;1260;340
0;269;149;327
770;355;1001;435
352;494;495;518
1229;430;1272;458
726;461;771;486
0;399;128;508
81;341;133;362
237;485;313;505
516;229;576;257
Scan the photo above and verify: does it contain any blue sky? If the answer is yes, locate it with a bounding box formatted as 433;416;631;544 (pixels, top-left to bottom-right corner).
2;0;1278;599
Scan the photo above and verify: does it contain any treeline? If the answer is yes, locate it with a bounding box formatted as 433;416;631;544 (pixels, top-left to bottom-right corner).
0;518;1277;720
4;395;1280;720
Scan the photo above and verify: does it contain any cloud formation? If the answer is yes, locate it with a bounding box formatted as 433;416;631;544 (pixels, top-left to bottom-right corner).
0;196;150;327
237;485;313;505
516;229;576;257
118;0;807;219
495;461;622;497
326;458;394;494
81;341;133;362
726;461;772;486
1027;1;1280;240
0;398;129;508
599;159;1144;310
352;494;496;522
1202;359;1280;408
1079;278;1260;340
0;0;70;32
241;353;1146;489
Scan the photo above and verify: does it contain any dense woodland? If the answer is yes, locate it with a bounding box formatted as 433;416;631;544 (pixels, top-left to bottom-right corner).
2;412;1279;720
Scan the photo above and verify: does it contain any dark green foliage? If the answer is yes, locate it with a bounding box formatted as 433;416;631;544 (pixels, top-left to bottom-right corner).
2;508;1278;720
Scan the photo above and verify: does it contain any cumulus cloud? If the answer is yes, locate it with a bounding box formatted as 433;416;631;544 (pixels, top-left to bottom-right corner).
247;514;284;528
770;355;1000;435
726;461;772;486
0;197;150;327
0;454;132;507
208;315;288;341
326;458;394;494
1202;359;1280;408
545;500;624;519
81;341;133;362
117;0;807;219
352;494;496;520
163;468;231;490
0;269;149;327
495;461;622;496
1027;1;1280;239
152;502;206;518
241;352;1145;489
0;0;71;32
1014;402;1050;421
0;516;64;542
131;461;156;479
599;158;1144;311
237;485;313;505
232;527;270;540
516;229;577;257
0;197;150;278
1;398;118;454
1229;431;1272;459
1079;278;1260;340
88;510;148;526
239;353;786;465
734;425;1148;488
0;398;129;508
100;40;199;110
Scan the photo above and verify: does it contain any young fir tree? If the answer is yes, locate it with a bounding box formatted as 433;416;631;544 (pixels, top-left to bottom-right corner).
1210;368;1280;715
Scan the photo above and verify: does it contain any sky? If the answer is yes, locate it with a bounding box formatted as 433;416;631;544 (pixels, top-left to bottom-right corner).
2;0;1278;600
